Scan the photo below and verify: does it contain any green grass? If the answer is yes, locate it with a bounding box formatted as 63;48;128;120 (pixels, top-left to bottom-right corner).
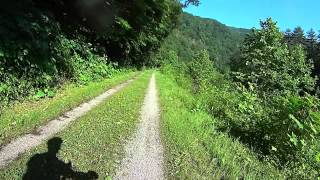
0;71;138;145
0;71;152;179
156;72;284;179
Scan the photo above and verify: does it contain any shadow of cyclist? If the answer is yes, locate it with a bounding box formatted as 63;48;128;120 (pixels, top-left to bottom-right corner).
23;137;98;180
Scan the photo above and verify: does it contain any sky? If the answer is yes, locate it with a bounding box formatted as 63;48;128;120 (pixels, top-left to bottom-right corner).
184;0;319;32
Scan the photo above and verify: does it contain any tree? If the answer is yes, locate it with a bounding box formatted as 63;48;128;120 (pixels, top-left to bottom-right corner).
292;26;305;46
307;29;317;42
293;26;305;39
284;28;293;46
284;28;292;41
306;29;318;59
33;0;183;66
188;49;214;91
306;29;320;81
235;18;315;95
284;27;320;89
284;28;292;36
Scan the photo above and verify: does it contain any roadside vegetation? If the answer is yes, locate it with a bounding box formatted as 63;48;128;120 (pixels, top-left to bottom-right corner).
0;71;152;179
157;18;320;179
157;72;283;179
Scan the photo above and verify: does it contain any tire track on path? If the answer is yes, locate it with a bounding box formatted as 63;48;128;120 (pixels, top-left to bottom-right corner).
115;73;164;180
0;76;138;168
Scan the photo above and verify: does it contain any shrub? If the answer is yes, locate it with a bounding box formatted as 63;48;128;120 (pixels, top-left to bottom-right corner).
0;29;116;106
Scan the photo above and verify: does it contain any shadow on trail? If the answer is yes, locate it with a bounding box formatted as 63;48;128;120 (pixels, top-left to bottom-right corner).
23;137;98;180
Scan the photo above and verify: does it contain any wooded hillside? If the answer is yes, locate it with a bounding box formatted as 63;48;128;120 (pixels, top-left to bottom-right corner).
160;12;249;71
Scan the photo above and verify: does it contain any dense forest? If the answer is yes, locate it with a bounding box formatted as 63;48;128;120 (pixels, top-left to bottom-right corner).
157;12;249;71
0;0;319;179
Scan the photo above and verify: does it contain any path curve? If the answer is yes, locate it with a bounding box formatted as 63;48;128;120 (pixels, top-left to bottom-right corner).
115;73;164;180
0;76;137;168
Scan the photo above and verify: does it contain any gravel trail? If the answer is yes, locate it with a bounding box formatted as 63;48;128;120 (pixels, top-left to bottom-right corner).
0;77;137;168
114;73;164;180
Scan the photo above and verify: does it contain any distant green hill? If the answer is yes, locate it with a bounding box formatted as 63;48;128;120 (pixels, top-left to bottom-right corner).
163;12;250;71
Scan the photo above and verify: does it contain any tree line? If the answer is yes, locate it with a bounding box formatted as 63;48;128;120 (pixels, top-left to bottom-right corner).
284;27;320;87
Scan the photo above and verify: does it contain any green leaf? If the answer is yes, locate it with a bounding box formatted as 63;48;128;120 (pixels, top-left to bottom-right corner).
0;84;7;92
47;90;55;98
105;176;112;180
316;153;320;162
289;114;304;129
115;17;132;31
310;123;318;134
289;132;298;146
35;90;46;99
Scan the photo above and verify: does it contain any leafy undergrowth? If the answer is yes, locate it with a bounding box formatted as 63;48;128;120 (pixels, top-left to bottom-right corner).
0;71;151;179
157;72;284;179
0;71;138;145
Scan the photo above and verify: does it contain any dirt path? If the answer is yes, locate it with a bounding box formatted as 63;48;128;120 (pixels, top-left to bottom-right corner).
0;77;137;168
114;73;164;180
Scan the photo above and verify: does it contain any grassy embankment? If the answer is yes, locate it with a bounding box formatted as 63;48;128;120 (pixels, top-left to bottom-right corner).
0;71;152;179
0;71;138;145
157;72;285;179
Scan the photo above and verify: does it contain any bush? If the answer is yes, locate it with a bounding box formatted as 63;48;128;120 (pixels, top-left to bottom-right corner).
204;82;320;178
0;29;116;107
